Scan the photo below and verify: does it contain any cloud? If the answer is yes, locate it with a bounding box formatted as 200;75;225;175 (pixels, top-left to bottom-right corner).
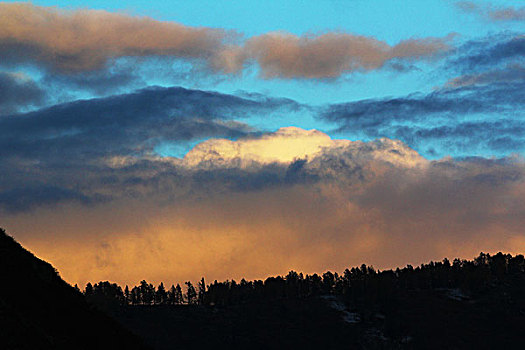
445;63;525;87
320;80;525;157
245;32;452;79
0;2;239;73
41;66;143;96
447;33;525;74
0;85;299;162
320;32;525;158
323;81;523;124
3;128;525;287
0;3;453;80
456;1;525;22
0;71;45;114
0;86;302;213
0;186;105;214
182;127;426;170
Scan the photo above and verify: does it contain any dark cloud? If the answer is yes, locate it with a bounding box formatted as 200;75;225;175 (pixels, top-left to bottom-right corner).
321;81;525;157
445;63;525;87
322;82;524;127
320;31;525;158
0;86;299;162
0;186;108;213
448;33;525;74
393;120;525;154
0;71;46;114
0;86;301;212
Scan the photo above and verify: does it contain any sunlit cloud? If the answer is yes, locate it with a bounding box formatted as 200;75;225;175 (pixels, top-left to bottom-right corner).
0;2;238;73
0;3;453;80
244;32;453;79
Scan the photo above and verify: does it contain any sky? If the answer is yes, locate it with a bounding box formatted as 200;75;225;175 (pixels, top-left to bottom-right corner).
1;1;524;287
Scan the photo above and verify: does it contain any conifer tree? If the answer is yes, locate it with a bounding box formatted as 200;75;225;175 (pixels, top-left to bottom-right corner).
198;278;206;304
174;284;183;305
185;281;197;305
156;282;167;305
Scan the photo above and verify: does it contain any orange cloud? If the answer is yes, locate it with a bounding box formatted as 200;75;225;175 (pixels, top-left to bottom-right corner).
0;2;238;72
0;3;452;78
245;32;452;79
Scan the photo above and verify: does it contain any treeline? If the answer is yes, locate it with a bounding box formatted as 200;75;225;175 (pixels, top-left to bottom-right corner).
83;252;525;309
82;278;206;306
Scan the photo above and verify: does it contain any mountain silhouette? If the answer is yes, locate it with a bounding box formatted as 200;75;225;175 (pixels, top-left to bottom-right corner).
0;228;147;350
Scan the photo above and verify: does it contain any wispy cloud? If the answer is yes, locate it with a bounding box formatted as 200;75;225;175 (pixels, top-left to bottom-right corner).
456;1;525;22
0;85;299;161
320;81;525;156
447;33;525;74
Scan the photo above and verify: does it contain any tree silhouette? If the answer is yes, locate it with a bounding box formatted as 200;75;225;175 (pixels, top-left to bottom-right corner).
174;284;183;305
185;281;197;305
124;285;131;305
198;278;206;304
156;282;167;305
85;282;93;297
139;280;154;305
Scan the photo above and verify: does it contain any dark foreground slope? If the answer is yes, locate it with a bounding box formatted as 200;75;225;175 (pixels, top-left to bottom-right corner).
111;299;362;349
91;253;525;349
108;287;525;350
3;226;525;349
0;228;147;350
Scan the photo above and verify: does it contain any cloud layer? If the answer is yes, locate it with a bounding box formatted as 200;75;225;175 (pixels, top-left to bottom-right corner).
0;3;452;79
3;127;525;286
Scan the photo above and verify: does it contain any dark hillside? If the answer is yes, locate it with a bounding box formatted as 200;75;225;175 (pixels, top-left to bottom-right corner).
3;226;525;349
89;252;525;349
0;228;147;350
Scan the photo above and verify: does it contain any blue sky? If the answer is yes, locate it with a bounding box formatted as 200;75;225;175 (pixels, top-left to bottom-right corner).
0;0;524;159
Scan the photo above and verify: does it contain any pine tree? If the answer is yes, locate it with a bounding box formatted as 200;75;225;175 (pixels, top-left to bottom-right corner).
124;285;130;305
167;285;176;305
198;278;206;304
85;282;93;296
156;282;167;305
174;284;183;305
185;281;197;305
